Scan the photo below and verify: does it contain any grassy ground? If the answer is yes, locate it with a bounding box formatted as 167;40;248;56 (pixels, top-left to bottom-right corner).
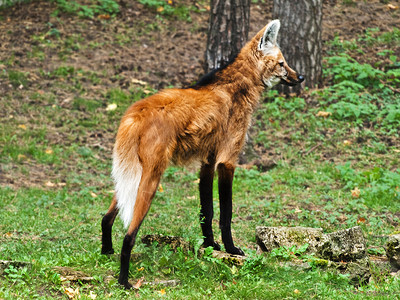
1;0;400;299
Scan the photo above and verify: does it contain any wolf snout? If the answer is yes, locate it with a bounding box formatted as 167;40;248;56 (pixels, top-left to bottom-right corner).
281;74;305;86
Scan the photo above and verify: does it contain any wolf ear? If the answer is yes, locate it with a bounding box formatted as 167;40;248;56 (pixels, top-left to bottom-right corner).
258;19;280;51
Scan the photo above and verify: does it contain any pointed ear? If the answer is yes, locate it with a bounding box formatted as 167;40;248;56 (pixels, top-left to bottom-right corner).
258;20;280;50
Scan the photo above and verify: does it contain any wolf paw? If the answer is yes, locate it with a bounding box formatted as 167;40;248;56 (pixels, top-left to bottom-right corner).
202;241;221;251
101;248;115;255
226;246;245;256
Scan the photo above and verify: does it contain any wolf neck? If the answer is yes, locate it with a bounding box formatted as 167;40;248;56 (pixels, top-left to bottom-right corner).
215;52;264;111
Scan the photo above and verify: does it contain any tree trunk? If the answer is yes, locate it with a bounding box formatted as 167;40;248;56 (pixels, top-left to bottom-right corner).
205;0;251;72
273;0;323;94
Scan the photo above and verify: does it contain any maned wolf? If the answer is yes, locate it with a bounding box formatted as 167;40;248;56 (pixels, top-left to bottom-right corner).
101;19;304;288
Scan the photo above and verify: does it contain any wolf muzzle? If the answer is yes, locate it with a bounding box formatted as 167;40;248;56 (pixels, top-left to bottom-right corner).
281;74;305;86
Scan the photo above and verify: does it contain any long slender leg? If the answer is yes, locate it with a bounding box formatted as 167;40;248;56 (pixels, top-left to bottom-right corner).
101;195;119;255
199;162;220;250
118;169;162;289
217;163;244;256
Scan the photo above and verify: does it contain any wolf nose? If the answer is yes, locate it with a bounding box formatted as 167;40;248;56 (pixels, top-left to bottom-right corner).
298;75;305;83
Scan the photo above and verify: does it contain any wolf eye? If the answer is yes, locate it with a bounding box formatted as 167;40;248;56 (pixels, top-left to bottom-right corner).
279;62;284;67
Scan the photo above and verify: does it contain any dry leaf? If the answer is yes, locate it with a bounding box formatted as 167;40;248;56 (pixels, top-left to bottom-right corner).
133;277;144;289
64;287;80;299
137;267;144;272
45;181;56;187
159;288;166;295
106;103;117;111
18;124;27;130
351;187;361;198
343;140;352;146
316;111;332;118
158;184;164;192
45;149;53;154
17;154;27;161
294;289;300;294
387;4;399;10
98;14;111;20
90;192;98;198
131;78;147;86
157;6;164;12
357;217;366;224
88;291;97;300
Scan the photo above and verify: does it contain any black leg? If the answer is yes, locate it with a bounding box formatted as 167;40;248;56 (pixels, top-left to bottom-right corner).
101;196;118;255
118;229;139;289
217;163;244;256
199;162;220;250
117;167;163;289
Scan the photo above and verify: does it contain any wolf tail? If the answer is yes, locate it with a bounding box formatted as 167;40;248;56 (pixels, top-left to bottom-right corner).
112;149;143;229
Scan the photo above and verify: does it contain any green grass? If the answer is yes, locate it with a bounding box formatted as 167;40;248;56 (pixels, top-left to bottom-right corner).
1;4;400;298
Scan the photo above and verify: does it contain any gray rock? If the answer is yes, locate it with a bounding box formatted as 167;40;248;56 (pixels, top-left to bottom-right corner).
256;226;324;254
256;226;370;285
317;226;366;261
385;234;400;269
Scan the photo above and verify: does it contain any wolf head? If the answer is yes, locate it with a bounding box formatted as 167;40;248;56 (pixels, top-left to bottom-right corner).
256;20;304;88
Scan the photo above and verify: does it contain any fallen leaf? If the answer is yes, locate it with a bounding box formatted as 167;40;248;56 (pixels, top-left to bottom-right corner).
158;184;164;192
158;288;166;295
17;154;27;161
89;291;97;300
90;192;98;198
351;187;361;198
106;103;117;111
45;149;53;154
45;181;56;187
294;289;300;294
343;140;352;146
64;287;80;299
131;78;147;86
357;217;366;224
133;277;144;289
157;6;164;12
137;267;144;272
98;14;111;20
18;124;27;130
387;4;399;10
316;111;332;118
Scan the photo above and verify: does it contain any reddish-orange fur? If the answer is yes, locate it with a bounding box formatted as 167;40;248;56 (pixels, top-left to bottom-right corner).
102;20;304;289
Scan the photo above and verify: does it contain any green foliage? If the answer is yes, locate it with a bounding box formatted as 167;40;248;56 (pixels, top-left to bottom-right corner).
336;162;400;208
7;70;29;88
52;0;119;18
317;53;400;133
270;244;309;261
139;0;195;21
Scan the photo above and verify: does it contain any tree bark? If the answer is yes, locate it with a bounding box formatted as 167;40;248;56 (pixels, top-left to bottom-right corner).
205;0;251;72
273;0;323;94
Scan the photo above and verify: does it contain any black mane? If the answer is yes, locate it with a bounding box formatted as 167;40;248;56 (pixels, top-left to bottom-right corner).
188;54;238;89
